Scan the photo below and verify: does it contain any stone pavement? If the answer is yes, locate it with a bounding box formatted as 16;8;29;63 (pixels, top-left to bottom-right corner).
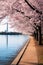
11;36;43;65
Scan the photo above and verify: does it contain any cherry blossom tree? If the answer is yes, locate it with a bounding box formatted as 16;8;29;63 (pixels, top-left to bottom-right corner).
0;0;43;35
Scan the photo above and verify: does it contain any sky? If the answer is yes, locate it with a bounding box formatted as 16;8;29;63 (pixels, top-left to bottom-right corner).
0;16;14;32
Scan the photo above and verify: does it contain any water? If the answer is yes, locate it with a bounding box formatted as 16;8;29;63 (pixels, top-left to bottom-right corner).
0;35;29;65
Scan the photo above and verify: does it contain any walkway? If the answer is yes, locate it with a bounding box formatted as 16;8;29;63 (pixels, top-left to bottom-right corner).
11;36;43;65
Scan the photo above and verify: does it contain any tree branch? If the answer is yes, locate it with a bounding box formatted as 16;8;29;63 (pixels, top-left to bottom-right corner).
25;0;42;15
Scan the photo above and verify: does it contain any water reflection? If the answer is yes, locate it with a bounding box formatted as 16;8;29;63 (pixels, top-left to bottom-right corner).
0;35;29;65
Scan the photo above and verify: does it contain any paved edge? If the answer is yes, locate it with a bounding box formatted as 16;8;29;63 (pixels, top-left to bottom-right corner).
11;36;30;65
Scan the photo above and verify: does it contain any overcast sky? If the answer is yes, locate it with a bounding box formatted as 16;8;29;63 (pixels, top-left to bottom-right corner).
0;16;14;32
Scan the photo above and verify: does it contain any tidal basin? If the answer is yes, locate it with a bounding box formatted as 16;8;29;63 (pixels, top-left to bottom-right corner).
0;35;29;65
